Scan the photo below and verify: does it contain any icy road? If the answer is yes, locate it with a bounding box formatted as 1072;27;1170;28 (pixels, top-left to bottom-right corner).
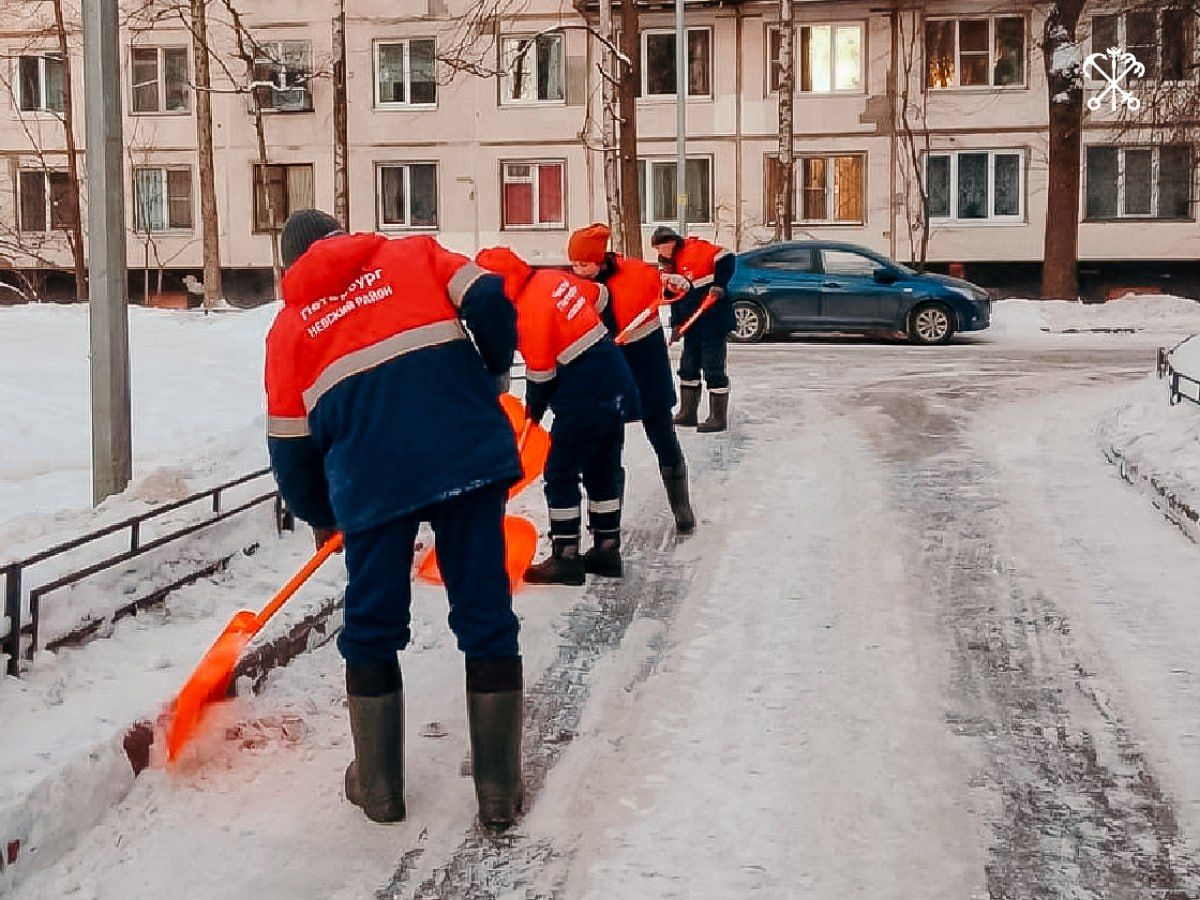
16;330;1200;900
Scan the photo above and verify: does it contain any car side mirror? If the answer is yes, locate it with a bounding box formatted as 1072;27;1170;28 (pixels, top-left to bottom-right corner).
873;268;899;285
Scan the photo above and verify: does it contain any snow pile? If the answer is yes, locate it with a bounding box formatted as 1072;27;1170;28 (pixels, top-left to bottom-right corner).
988;299;1049;339
1043;295;1200;333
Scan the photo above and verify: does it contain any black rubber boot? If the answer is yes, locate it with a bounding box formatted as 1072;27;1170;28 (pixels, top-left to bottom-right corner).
466;658;524;831
660;463;696;534
672;384;701;427
697;391;729;434
583;533;623;577
344;658;405;823
524;537;585;586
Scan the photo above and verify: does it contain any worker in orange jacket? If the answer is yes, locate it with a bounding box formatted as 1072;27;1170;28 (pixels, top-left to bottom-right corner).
567;224;695;534
476;247;639;584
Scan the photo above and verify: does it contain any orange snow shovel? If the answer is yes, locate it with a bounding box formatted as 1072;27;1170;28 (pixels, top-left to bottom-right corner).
669;292;717;345
164;532;345;763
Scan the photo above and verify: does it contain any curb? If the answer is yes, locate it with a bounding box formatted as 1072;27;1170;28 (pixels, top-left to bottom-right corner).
1;593;342;896
1104;445;1200;545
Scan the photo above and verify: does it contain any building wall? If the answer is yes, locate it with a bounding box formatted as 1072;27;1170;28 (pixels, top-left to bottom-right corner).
0;0;1198;298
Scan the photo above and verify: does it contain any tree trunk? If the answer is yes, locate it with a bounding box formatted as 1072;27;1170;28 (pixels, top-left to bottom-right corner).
51;0;87;302
332;0;350;229
1042;1;1086;300
598;0;623;251
617;0;642;259
191;0;223;308
773;0;794;241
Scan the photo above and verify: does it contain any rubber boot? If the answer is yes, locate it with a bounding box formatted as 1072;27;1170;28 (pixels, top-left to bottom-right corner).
672;384;701;427
697;391;729;434
660;463;696;534
583;533;623;577
466;657;524;831
524;537;585;586
344;659;405;823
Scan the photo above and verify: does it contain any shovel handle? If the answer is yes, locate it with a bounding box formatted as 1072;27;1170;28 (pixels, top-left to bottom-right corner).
256;532;344;628
614;304;659;346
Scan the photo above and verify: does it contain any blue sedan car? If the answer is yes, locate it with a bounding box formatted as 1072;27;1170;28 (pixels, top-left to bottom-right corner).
727;241;991;345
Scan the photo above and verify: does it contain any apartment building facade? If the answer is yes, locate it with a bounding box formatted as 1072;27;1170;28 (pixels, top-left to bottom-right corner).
0;0;1197;301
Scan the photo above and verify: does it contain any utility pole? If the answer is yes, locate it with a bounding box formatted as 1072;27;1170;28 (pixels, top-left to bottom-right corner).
83;0;132;504
675;0;687;237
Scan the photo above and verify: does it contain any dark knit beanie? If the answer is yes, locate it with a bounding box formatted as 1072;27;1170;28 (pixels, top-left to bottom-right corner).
280;209;344;269
650;225;683;247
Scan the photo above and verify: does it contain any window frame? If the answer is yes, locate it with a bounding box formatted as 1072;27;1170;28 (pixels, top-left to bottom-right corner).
924;15;1028;90
16;52;66;114
252;40;314;113
130;45;191;115
924;149;1026;224
1088;9;1196;85
1084;144;1195;221
252;162;315;233
640;27;713;99
498;34;566;106
132;166;194;233
499;159;566;230
375;161;440;231
764;152;867;226
637;155;714;226
17;169;75;232
766;22;866;95
374;38;438;109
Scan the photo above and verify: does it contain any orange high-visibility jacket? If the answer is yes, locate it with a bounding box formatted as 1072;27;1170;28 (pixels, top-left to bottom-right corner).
595;254;666;346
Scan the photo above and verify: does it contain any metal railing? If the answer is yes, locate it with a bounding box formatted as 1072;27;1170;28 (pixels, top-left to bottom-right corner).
2;468;292;677
1158;340;1200;408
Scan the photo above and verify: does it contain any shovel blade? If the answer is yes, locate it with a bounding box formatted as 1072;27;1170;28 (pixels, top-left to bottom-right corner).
165;609;260;762
416;514;539;594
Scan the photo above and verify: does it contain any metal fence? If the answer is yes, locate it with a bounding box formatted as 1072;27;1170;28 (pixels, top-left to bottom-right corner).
2;468;291;677
1158;339;1200;408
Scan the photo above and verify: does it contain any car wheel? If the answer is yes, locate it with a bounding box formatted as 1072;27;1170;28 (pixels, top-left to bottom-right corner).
731;300;768;343
907;302;956;345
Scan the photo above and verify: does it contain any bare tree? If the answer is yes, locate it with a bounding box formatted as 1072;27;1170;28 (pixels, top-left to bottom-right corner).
600;0;623;248
894;2;933;270
190;0;223;308
332;0;349;229
50;0;86;300
1041;0;1088;299
773;0;795;241
616;0;642;258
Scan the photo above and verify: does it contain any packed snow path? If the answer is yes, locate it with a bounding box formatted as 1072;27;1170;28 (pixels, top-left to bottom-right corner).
17;332;1200;899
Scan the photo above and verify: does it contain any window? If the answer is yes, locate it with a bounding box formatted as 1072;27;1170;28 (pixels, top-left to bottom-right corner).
502;162;564;228
18;54;65;112
252;41;312;111
822;248;883;278
133;168;193;232
253;163;314;232
638;158;712;225
768;24;863;93
749;246;817;271
642;28;711;97
1091;10;1194;83
376;163;438;229
500;35;564;104
925;151;1024;221
765;154;865;224
375;39;437;106
18;170;75;232
1086;146;1193;220
926;17;1025;88
131;47;189;113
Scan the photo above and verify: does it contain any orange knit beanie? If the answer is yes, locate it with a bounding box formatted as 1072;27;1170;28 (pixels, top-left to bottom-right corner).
567;223;611;264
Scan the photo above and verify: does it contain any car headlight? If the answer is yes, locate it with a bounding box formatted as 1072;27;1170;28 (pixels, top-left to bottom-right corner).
945;285;975;302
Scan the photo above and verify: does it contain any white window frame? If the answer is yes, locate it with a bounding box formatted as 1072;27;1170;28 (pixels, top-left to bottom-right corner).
133;166;193;233
640;27;712;99
766;153;867;225
252;162;314;232
374;39;438;108
925;16;1028;90
767;23;865;94
1088;9;1195;85
1085;145;1194;220
638;156;714;226
499;34;566;106
130;45;190;115
925;150;1025;224
16;52;65;113
17;169;72;232
501;160;566;229
252;40;313;112
375;162;439;231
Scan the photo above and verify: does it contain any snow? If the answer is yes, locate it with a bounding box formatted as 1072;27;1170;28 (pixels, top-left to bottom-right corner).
6;295;1200;896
